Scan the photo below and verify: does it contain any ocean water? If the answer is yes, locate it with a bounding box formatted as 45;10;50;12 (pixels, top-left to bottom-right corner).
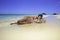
0;14;60;22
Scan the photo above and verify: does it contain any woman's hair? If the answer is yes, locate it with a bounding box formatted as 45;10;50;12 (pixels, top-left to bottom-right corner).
38;14;43;19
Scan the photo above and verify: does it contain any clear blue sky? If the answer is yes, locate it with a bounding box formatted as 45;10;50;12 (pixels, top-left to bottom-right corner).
0;0;60;14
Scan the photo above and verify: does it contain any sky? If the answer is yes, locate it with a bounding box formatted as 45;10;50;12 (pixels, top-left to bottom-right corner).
0;0;60;14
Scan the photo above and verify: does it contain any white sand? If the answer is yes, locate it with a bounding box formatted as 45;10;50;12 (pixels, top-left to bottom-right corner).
54;15;60;19
0;15;60;40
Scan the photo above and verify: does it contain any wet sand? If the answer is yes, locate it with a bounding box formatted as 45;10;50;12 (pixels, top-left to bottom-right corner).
0;15;60;40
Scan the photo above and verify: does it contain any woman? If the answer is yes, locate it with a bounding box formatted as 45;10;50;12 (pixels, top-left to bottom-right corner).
10;14;46;25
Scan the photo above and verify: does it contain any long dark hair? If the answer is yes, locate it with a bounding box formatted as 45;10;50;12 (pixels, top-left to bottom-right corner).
38;14;43;19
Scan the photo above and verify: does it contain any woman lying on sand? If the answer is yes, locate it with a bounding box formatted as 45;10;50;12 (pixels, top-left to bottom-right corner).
10;14;46;25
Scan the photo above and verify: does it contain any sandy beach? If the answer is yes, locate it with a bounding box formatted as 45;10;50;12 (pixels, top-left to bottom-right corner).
0;15;60;40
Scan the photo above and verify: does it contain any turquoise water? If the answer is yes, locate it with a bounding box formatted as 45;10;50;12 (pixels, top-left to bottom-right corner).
0;14;60;23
